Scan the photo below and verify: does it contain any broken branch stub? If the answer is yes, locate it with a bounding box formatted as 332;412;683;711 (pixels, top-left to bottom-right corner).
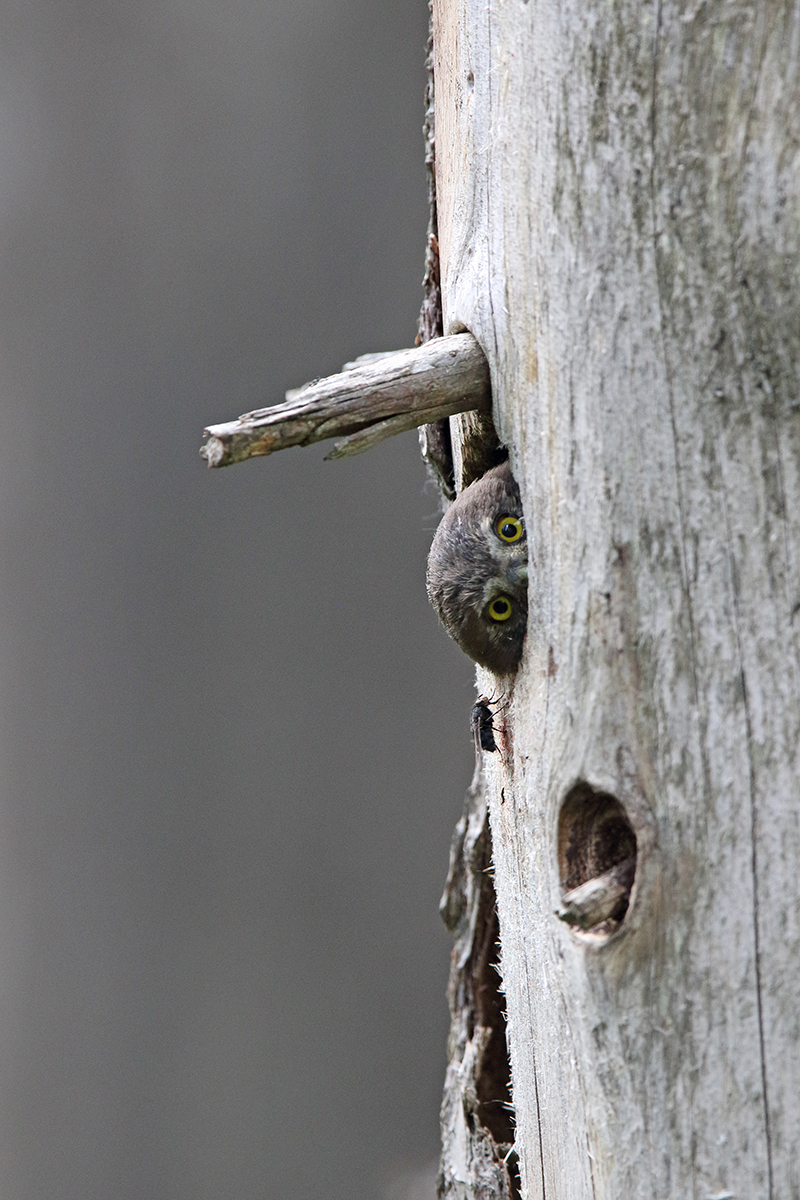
557;857;637;932
200;332;490;468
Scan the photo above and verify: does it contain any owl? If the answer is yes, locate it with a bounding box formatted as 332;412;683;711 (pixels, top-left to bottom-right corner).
427;461;528;675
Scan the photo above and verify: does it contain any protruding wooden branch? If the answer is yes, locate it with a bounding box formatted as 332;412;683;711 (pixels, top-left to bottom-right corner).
556;858;636;932
199;332;490;468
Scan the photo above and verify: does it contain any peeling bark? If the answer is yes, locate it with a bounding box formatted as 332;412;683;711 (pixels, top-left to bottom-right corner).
438;766;520;1200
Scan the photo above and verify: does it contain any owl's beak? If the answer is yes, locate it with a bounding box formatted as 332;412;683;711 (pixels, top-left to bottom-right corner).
506;556;528;587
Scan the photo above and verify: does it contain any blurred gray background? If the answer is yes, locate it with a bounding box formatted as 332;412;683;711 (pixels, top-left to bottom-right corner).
0;2;476;1197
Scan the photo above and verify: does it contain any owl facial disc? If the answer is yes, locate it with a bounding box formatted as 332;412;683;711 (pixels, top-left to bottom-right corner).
426;461;528;675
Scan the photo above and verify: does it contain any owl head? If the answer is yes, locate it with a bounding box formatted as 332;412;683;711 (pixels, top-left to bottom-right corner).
426;461;528;675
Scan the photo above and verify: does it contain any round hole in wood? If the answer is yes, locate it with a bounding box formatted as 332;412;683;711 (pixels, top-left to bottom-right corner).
557;783;637;935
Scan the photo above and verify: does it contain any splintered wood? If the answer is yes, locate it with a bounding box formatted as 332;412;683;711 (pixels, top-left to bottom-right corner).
200;333;489;467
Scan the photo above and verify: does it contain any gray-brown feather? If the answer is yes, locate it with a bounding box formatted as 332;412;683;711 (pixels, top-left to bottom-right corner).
426;461;528;675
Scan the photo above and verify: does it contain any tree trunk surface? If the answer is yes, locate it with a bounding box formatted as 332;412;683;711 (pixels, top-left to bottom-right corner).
432;1;800;1197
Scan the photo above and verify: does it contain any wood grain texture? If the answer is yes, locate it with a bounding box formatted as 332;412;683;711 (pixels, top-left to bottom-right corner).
433;0;800;1196
200;334;489;466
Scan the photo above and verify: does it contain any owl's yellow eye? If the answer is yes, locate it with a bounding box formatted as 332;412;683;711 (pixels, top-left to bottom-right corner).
495;514;524;543
487;596;513;622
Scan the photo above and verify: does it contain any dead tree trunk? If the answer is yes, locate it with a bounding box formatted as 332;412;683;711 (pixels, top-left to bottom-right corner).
433;1;800;1197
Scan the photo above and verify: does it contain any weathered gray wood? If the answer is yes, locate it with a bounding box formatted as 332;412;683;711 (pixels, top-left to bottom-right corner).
433;0;800;1197
199;333;489;467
